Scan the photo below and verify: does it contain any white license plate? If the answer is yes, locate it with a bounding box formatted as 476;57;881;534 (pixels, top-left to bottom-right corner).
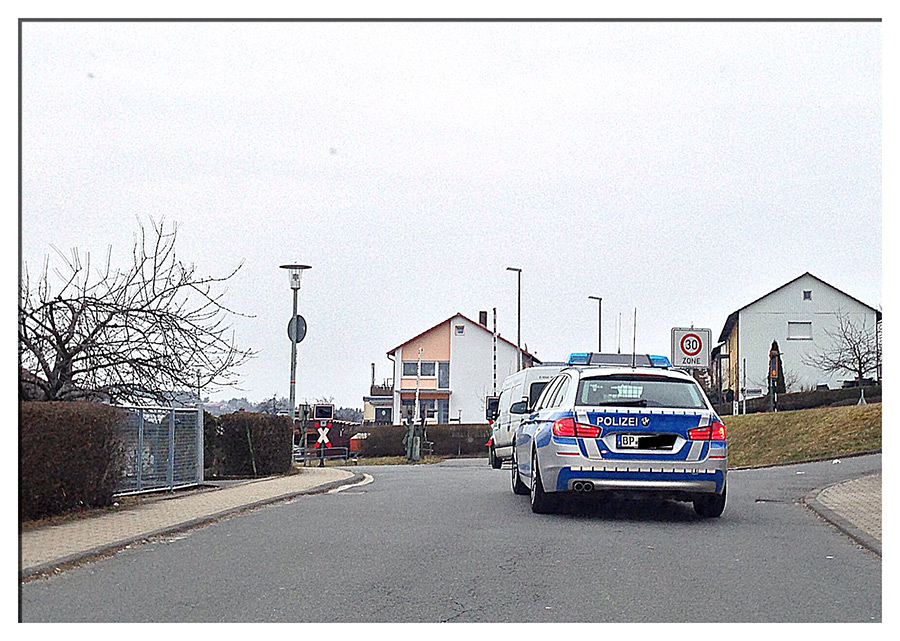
619;434;640;448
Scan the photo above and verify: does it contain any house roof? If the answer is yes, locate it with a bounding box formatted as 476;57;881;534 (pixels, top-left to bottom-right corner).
387;312;540;362
717;272;882;343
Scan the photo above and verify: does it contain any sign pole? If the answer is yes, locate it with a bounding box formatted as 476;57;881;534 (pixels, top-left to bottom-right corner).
289;286;298;419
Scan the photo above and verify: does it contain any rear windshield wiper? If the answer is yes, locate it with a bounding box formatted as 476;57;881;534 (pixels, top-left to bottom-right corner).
596;399;648;407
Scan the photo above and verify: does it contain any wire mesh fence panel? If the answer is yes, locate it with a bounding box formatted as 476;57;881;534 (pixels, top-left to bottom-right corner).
118;411;144;493
116;407;203;495
173;411;199;486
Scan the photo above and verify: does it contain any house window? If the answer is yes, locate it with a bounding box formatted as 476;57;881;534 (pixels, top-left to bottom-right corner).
455;324;465;336
803;290;812;301
420;361;436;377
402;362;418;376
787;321;813;340
438;362;450;388
437;399;449;423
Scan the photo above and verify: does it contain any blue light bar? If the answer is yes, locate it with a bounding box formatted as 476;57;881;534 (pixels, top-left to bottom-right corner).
568;352;668;367
649;355;672;368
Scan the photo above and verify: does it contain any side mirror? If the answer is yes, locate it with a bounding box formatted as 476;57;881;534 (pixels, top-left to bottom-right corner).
485;396;500;421
510;400;528;414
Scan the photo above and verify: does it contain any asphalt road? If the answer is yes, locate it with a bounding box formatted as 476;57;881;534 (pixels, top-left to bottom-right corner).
20;454;881;622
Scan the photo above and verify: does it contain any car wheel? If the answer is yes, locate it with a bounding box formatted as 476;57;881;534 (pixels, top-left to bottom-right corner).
530;451;556;514
693;482;726;518
511;446;529;495
490;445;502;469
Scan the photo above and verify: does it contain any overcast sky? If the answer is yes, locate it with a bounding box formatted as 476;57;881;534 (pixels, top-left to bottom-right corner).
19;18;882;409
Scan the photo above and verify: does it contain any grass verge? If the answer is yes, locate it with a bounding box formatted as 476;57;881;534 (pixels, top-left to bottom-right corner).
724;402;881;468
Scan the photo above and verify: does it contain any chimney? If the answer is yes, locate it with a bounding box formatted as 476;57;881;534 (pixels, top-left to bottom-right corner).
479;310;488;326
371;362;376;387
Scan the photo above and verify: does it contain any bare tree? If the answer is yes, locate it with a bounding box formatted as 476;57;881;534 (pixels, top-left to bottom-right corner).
19;218;255;403
802;310;879;384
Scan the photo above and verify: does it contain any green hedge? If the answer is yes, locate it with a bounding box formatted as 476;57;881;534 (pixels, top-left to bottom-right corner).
359;423;491;458
20;401;128;521
211;412;293;477
715;384;881;416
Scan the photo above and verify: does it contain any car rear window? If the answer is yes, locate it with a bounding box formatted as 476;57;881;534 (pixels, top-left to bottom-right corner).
576;375;707;409
529;381;549;408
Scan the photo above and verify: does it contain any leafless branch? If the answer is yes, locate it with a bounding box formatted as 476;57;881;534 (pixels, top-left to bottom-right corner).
801;310;878;383
19;218;256;403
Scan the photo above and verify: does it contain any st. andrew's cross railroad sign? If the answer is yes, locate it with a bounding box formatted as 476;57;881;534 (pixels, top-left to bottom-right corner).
671;327;712;369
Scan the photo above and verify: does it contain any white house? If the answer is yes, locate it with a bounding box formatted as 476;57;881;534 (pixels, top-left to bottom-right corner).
385;312;540;424
716;272;881;397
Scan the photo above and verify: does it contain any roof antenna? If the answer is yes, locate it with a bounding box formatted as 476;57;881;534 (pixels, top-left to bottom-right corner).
632;307;637;369
617;312;622;354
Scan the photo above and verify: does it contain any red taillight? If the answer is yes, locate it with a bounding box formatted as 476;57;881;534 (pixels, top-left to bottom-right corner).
688;421;727;440
553;417;576;437
552;417;601;438
711;421;726;440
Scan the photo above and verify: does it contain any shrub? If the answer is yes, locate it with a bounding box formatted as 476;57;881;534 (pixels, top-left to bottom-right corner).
427;424;492;456
715;384;881;416
358;423;492;458
216;412;293;477
20;401;128;521
358;425;406;457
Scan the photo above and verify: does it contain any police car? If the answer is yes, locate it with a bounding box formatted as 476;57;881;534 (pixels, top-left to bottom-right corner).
510;353;727;517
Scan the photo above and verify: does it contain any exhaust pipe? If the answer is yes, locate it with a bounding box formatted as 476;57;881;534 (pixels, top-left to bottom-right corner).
582;482;593;493
573;481;584;492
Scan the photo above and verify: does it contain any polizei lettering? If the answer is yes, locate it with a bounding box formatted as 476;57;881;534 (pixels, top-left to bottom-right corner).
596;415;641;427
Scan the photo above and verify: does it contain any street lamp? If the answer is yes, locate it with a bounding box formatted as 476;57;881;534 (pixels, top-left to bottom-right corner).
507;267;522;371
588;295;602;352
280;264;312;419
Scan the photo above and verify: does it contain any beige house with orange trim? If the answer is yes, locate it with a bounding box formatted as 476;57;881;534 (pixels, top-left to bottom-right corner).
384;312;540;425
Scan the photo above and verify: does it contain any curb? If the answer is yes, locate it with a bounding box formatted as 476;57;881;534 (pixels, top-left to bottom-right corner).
20;471;365;581
802;473;882;557
730;449;881;471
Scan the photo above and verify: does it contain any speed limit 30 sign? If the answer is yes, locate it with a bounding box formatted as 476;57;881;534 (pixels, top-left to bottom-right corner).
671;327;712;368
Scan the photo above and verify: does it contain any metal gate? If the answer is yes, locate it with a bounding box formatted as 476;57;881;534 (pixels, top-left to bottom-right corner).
116;406;204;495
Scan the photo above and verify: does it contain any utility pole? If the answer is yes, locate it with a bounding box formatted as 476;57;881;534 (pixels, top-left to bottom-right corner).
492;307;498;395
589;295;602;352
507;267;522;370
414;347;422;424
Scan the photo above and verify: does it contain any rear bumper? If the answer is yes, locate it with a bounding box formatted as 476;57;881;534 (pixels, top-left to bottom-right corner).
551;461;726;495
493;444;513;460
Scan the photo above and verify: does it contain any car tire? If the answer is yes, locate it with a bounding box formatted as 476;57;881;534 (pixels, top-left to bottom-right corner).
490;445;502;469
511;446;529;495
693;482;726;518
530;451;556;514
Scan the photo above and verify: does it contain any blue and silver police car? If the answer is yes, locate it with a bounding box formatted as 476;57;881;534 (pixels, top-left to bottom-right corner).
511;353;727;517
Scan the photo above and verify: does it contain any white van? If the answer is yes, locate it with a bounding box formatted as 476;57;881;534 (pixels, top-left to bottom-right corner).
488;364;565;468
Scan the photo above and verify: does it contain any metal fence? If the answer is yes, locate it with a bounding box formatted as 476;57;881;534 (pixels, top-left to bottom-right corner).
116;406;204;495
293;445;359;465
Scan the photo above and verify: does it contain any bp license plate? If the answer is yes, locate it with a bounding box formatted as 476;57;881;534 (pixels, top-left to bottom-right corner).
618;434;640;448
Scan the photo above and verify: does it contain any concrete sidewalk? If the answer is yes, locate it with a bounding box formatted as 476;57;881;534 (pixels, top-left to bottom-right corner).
805;471;882;556
20;467;361;579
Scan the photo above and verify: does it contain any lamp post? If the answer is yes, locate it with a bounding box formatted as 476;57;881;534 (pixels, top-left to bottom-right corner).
588;295;602;352
507;267;522;371
280;264;311;419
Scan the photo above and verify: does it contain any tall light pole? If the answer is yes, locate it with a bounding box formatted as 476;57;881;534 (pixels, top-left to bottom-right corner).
588;295;602;352
280;264;311;419
507;267;522;371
